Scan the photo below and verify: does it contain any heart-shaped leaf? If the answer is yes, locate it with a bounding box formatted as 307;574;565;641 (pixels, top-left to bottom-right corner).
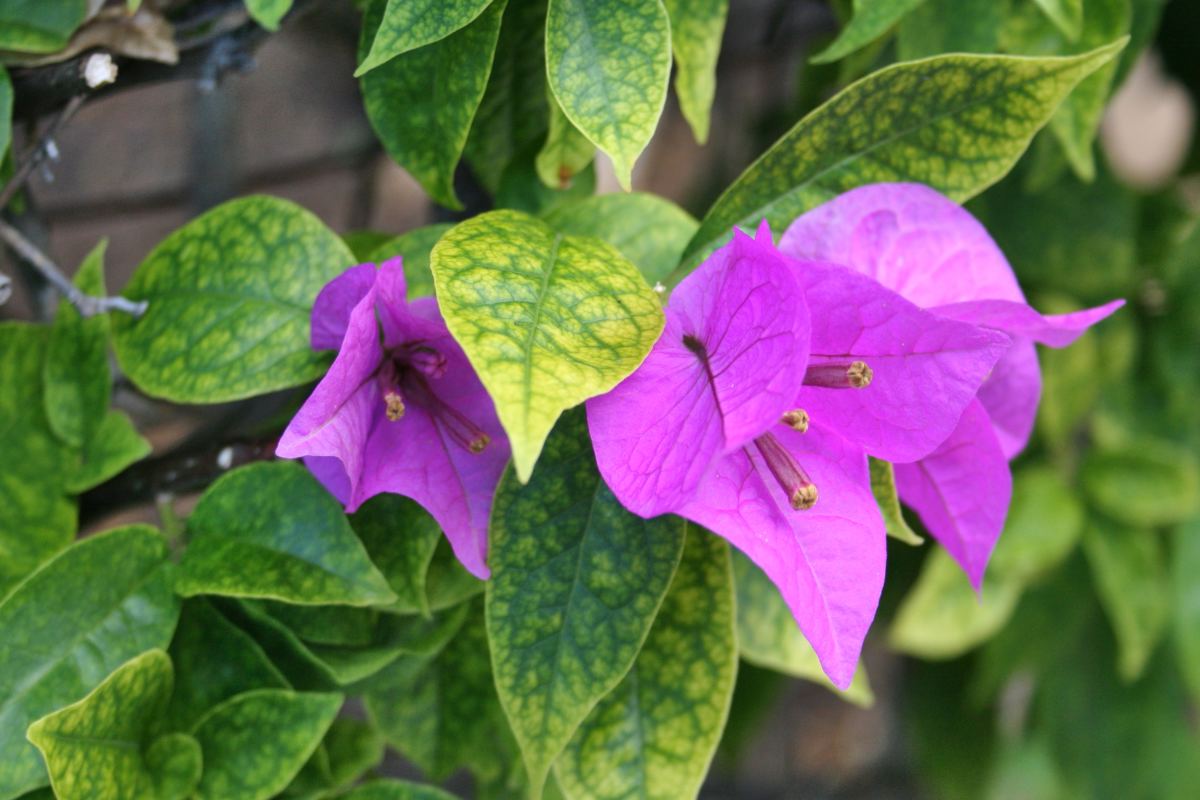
113;196;353;403
432;209;664;481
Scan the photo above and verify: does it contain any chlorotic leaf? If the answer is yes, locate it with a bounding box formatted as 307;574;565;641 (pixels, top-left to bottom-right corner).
869;458;923;546
535;88;595;190
112;196;354;403
0;323;76;596
163;599;290;733
812;0;928;64
0;526;179;799
360;0;506;209
543;193;698;284
1004;0;1132;181
432;210;664;481
144;734;203;800
246;0;294;30
889;550;1022;659
545;0;671;189
63;410;151;494
26;650;183;800
1083;522;1170;682
677;41;1128;274
554;527;738;800
364;224;454;301
190;689;342;800
486;409;686;796
176;462;397;606
731;551;873;706
356;0;495;76
0;0;87;54
43;241;110;449
662;0;729;143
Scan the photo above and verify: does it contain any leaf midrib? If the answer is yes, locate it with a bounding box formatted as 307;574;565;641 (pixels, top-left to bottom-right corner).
520;233;563;430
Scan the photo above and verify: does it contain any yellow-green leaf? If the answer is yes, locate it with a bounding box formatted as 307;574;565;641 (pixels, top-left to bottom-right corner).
246;0;294;30
112;196;353;403
869;458;923;546
545;0;671;189
1033;0;1084;39
812;0;928;64
535;88;594;190
355;0;496;76
0;526;179;799
677;41;1128;274
662;0;729;143
432;209;664;481
553;527;738;800
485;410;686;797
26;650;199;800
176;462;397;607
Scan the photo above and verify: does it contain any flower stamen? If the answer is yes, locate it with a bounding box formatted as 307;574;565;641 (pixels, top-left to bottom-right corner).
377;360;406;422
781;409;810;432
405;372;490;454
753;432;818;510
804;360;873;389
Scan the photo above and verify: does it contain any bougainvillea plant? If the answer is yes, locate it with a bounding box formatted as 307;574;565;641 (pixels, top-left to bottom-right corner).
3;1;1198;800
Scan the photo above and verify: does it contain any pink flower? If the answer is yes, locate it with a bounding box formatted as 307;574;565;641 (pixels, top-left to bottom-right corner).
276;258;510;579
781;183;1123;587
587;225;1006;688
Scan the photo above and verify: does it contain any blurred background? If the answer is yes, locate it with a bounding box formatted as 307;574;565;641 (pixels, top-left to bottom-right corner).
2;0;1198;797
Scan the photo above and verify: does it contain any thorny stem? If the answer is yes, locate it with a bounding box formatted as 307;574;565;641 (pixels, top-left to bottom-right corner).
0;219;148;317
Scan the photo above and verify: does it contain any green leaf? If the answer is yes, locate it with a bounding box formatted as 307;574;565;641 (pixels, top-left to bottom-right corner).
812;0;928;64
545;0;671;189
144;734;204;800
1032;0;1084;39
360;0;506;209
26;650;196;800
677;41;1128;273
364;224;454;301
662;0;729;143
535;88;594;190
987;465;1084;582
554;527;737;800
1004;0;1132;181
0;323;76;596
63;409;151;494
896;0;1008;60
869;458;923;546
1081;441;1200;528
338;780;461;800
112;196;353;403
730;551;873;706
0;526;179;799
246;0;294;30
463;0;551;194
1172;520;1200;702
322;718;385;789
352;495;441;617
543;193;698;284
229;598;468;688
177;461;397;606
259;602;377;647
486;409;686;795
356;0;496;76
342;230;393;261
163;599;290;733
0;0;87;53
365;607;508;782
496;155;597;216
190;689;342;800
889;550;1022;659
432;210;664;481
1082;522;1170;681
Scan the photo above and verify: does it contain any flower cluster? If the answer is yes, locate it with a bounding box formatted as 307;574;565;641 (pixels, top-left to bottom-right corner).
278;184;1121;688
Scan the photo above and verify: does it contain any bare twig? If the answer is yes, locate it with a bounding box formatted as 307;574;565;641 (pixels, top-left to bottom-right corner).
0;271;11;306
0;218;147;317
0;95;86;211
